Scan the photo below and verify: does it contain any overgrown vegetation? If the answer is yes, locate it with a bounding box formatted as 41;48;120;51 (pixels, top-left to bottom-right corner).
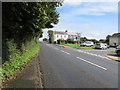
2;2;62;85
2;39;40;83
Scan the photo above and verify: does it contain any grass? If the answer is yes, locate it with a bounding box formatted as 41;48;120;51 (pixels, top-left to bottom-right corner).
110;51;116;53
62;44;95;49
1;39;40;84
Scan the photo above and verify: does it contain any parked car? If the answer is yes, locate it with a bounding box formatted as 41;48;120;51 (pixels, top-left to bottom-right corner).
81;41;94;47
81;42;86;46
95;43;108;49
116;45;120;56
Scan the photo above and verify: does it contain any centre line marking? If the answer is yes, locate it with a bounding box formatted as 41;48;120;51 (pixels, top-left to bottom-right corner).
76;57;107;71
64;52;71;55
61;50;65;52
54;48;59;50
61;50;71;55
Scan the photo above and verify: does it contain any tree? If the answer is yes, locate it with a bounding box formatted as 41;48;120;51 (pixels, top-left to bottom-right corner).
2;2;62;62
3;2;61;40
106;35;111;44
43;38;48;42
80;37;88;42
89;39;99;44
99;39;106;43
48;30;54;43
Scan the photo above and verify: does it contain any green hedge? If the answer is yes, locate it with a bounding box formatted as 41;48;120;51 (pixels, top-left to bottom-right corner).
1;39;40;83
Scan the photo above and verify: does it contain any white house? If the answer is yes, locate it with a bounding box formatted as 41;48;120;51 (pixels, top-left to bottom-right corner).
49;30;81;43
109;33;120;46
54;31;68;42
67;32;81;41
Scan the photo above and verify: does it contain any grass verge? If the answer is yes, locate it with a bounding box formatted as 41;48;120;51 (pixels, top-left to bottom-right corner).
1;39;40;87
62;44;95;49
110;51;116;53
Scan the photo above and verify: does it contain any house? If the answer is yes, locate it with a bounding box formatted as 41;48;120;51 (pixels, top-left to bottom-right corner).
67;31;81;41
54;31;68;43
48;30;81;44
109;33;120;46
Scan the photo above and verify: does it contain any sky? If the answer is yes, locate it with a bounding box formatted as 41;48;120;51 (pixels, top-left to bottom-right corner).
41;0;118;41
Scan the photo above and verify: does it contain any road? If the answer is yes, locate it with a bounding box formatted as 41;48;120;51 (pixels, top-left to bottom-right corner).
80;48;116;57
39;42;118;88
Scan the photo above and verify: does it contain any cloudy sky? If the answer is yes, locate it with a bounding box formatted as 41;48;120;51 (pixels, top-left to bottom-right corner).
41;0;118;40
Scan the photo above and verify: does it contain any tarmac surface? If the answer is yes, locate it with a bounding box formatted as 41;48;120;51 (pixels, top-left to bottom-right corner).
7;42;119;88
39;42;118;88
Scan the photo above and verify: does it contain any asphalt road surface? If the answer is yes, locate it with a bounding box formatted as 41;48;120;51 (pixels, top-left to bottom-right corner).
39;42;118;88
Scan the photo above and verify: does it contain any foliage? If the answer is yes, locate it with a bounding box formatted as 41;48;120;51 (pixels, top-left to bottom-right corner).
99;39;106;43
80;37;88;42
1;2;62;85
48;30;54;43
43;38;48;42
67;39;77;44
88;39;99;44
80;37;99;44
2;2;61;63
57;38;66;41
3;2;61;40
1;39;40;83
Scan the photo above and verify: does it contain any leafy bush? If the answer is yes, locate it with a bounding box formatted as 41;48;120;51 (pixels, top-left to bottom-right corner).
1;39;40;83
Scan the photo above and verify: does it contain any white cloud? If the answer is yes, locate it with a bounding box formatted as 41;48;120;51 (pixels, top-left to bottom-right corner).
61;2;118;16
64;0;119;6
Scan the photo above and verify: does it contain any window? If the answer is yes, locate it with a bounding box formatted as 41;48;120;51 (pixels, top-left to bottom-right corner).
57;35;58;38
61;35;62;38
64;35;66;38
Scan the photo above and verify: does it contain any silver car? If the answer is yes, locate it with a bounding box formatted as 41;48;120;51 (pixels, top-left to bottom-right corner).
95;43;108;49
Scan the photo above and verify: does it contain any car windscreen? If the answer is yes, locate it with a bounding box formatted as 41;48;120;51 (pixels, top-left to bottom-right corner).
96;43;100;45
85;42;91;44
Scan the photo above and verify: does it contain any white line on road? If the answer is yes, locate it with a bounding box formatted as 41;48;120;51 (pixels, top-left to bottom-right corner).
64;52;71;55
76;57;107;71
77;50;112;60
54;48;59;50
61;50;65;52
61;50;71;55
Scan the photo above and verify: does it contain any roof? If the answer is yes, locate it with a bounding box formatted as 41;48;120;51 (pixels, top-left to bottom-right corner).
54;31;81;36
67;32;78;35
54;31;67;35
110;33;120;37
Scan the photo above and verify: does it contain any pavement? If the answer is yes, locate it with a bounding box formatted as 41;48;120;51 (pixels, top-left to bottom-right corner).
107;54;120;61
39;42;118;88
7;53;43;88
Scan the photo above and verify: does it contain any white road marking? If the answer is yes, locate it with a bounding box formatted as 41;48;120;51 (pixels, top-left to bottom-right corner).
61;50;71;55
61;50;65;53
64;52;71;55
77;50;112;60
76;57;107;71
86;52;90;54
54;48;59;50
84;52;87;53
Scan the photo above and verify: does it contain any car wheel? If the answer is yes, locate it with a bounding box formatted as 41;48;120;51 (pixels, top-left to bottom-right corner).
117;51;120;56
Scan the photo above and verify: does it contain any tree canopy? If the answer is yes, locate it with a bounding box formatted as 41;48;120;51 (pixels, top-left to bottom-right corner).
3;2;62;41
2;2;62;63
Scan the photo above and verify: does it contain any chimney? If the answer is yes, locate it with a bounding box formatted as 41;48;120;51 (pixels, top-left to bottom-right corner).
65;30;68;32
